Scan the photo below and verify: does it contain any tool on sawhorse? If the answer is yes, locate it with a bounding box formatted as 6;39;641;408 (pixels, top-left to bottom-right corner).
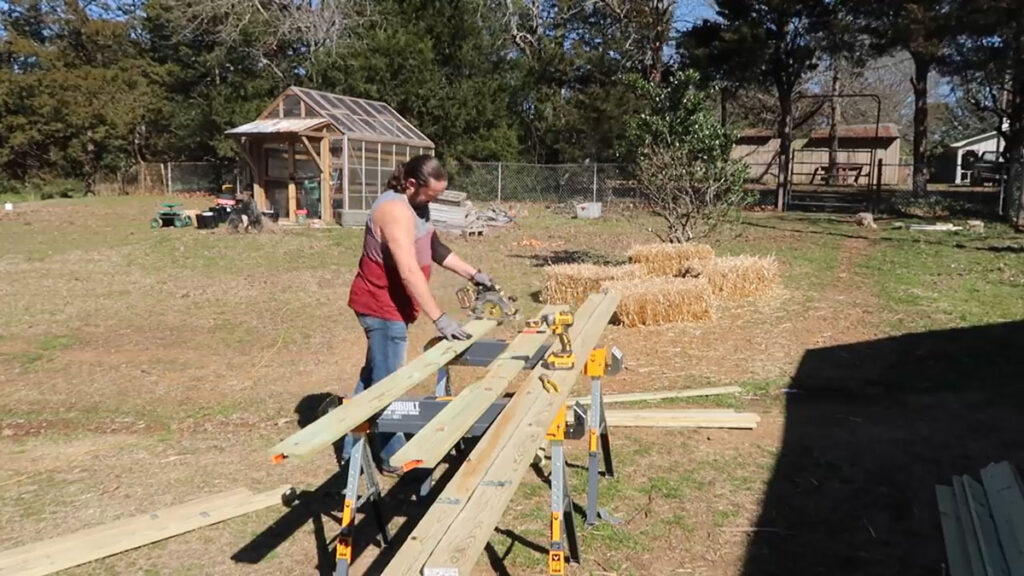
524;311;576;370
455;281;520;323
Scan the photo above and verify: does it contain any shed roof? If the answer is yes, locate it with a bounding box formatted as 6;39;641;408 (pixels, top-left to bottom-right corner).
286;86;433;148
738;128;776;139
809;123;900;139
225;118;329;135
948;131;1001;149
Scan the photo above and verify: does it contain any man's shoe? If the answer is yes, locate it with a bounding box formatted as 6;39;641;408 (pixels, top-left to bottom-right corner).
378;465;403;478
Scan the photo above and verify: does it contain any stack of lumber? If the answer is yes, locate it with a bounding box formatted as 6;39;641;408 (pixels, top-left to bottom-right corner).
381;291;620;575
430;190;471;230
935;461;1024;576
0;485;290;576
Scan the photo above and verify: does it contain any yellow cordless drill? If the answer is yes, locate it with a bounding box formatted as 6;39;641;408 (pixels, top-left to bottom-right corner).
528;311;575;370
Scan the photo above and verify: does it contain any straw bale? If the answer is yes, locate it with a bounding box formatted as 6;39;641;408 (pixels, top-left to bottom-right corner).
627;243;715;277
601;277;713;327
541;263;646;306
704;255;779;300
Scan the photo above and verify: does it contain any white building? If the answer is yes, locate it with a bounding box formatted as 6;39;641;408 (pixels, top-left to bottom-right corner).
934;129;1006;185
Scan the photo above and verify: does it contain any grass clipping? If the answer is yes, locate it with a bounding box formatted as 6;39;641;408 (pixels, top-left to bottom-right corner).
628;243;715;276
541;264;646;306
602;277;713;327
703;255;779;299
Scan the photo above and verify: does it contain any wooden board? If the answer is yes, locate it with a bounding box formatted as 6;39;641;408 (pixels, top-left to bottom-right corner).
269;320;496;461
603;409;760;429
937;484;975;576
420;292;620;575
379;294;608;576
954;476;986;576
568;385;742;406
963;474;1011;576
388;306;562;470
982;462;1024;576
0;486;289;576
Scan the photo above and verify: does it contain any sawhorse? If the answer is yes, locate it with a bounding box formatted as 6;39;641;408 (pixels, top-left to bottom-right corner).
545;345;623;575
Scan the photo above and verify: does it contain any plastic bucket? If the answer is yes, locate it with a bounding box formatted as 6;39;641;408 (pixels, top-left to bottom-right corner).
296;209;308;224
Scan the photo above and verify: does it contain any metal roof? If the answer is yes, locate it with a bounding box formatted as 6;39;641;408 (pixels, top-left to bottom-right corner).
290;87;434;148
225;118;329;135
949;131;1001;149
809;123;901;139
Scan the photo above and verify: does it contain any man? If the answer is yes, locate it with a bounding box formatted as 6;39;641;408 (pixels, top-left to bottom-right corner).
344;154;496;475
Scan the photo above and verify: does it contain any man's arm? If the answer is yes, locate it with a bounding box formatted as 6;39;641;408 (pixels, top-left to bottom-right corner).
376;202;444;322
430;233;487;282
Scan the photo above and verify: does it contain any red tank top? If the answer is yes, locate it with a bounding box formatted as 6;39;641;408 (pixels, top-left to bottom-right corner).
347;191;435;323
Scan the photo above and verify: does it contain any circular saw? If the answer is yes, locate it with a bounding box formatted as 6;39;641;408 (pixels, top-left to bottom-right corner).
456;282;521;323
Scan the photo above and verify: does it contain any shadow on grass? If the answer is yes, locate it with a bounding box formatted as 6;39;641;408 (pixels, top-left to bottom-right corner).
510;249;626;268
742;320;1024;575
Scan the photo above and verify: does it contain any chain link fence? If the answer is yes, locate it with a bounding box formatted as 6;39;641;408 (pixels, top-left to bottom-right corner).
92;162;236;196
448;161;639;205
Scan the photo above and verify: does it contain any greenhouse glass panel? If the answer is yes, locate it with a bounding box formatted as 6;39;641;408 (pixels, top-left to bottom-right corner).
283;95;302;117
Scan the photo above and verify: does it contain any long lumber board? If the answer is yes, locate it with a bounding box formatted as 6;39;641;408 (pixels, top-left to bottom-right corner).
981;462;1024;576
0;485;290;576
603;409;760;429
568;385;742;406
389;305;564;470
421;291;620;575
954;476;987;576
379;294;610;576
964;474;1011;576
269;320;496;461
937;484;975;576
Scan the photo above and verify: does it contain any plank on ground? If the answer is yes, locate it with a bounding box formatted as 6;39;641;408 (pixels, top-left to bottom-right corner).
981;462;1024;576
0;485;290;576
0;488;254;568
389;305;563;470
379;294;608;576
603;409;760;429
937;484;975;576
269;320;496;461
421;292;620;575
963;474;1011;576
568;385;742;406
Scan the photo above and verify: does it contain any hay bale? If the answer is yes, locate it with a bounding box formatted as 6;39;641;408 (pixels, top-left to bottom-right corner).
541;263;646;306
704;255;779;299
627;243;715;277
601;277;713;327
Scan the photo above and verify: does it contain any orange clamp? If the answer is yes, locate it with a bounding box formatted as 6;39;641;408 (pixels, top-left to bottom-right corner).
546;405;567;441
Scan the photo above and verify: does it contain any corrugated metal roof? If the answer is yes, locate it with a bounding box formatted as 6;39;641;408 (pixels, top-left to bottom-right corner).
809;123;900;139
225;118;328;135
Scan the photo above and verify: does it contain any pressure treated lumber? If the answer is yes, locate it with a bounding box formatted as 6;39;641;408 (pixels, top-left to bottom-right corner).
379;294;609;576
981;462;1024;576
389;306;563;470
937;485;974;576
421;291;620;575
964;474;1011;576
569;386;742;406
603;409;760;429
269;320;496;461
0;485;290;576
953;476;986;576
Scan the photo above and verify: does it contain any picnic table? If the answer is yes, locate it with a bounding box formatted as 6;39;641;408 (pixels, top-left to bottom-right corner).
812;163;865;185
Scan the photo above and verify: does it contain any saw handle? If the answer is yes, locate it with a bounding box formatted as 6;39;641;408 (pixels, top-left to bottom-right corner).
455;285;475;309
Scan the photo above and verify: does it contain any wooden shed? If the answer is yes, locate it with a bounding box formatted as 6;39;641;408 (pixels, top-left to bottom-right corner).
225;86;435;225
792;123;902;186
731;129;780;184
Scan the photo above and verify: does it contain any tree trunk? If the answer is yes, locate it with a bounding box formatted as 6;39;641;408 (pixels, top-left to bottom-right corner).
911;54;931;196
777;93;793;211
828;61;841;185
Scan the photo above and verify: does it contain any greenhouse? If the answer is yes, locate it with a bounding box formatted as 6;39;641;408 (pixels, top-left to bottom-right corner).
225;86;434;225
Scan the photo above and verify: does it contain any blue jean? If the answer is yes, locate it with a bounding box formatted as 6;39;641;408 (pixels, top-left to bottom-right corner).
340;313;409;470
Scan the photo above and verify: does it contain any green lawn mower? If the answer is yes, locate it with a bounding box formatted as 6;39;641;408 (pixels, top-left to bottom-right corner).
150;202;193;229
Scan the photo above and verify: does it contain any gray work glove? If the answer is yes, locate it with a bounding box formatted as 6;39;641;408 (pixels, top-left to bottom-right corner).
434;313;472;340
472;270;495;289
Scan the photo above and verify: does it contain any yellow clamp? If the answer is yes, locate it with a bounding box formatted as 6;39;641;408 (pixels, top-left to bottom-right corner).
539;374;560;394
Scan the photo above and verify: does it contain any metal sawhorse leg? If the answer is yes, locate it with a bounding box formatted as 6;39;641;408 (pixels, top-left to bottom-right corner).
333;431;391;576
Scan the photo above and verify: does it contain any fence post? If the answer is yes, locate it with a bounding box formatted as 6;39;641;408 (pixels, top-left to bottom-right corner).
874;158;883;211
592;164;598;202
497;162;502;204
166;162;172;195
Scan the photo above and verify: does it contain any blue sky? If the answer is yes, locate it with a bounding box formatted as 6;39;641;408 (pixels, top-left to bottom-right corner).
674;0;718;30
